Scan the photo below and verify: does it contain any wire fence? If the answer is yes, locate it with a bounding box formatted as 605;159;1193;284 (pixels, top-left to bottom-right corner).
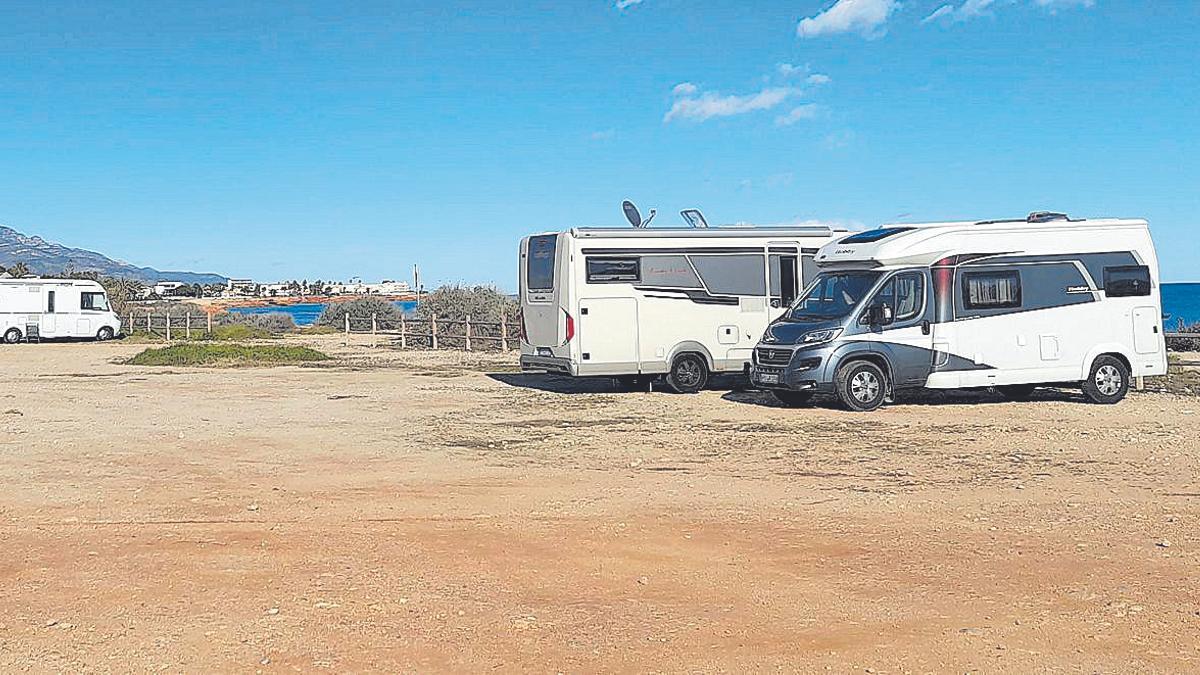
126;310;521;351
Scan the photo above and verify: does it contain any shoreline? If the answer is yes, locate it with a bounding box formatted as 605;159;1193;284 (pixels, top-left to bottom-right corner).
189;294;418;309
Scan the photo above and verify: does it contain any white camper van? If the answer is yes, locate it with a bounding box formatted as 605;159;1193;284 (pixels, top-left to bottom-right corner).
519;222;846;392
749;212;1168;410
0;278;122;343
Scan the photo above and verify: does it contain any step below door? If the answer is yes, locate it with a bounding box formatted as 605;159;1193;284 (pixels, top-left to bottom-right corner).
579;298;639;372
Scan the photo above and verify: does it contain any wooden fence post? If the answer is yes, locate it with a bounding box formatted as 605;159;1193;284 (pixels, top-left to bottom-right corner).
400;314;407;349
431;314;439;350
500;312;508;351
146;311;151;334
166;310;171;341
464;315;472;351
207;311;213;335
344;312;350;345
185;312;191;340
128;312;133;332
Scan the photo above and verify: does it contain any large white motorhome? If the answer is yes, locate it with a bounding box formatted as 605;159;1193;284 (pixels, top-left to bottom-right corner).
0;278;122;343
519;220;847;392
749;212;1168;410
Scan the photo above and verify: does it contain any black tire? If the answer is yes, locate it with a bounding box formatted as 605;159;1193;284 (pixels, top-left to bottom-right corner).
3;328;21;344
1081;355;1130;404
666;353;708;394
96;326;114;341
771;390;813;407
834;360;888;412
614;375;651;392
996;384;1036;400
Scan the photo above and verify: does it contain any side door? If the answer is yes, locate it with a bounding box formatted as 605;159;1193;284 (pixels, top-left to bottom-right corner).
862;270;934;387
40;288;57;336
578;297;640;373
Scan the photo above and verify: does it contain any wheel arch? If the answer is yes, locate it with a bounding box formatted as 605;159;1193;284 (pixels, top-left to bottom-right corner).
668;341;716;371
829;348;894;387
1082;343;1134;379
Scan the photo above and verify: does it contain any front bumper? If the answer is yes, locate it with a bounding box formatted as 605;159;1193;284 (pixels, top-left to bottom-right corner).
749;344;835;392
520;354;575;375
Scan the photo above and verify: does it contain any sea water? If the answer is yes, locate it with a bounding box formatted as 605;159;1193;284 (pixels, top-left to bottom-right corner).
228;300;419;326
227;287;1200;328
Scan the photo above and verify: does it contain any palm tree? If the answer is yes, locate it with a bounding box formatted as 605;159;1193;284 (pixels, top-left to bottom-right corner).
9;262;30;277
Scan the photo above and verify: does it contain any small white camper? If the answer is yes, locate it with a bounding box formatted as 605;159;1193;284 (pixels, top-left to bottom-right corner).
518;212;847;392
0;278;122;343
749;212;1168;410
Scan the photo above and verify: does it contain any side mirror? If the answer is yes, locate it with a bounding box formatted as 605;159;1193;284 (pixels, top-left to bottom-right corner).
880;304;894;324
861;304;895;326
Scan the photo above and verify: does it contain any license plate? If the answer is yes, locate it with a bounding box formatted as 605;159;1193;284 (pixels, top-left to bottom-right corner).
757;373;779;385
537;347;553;357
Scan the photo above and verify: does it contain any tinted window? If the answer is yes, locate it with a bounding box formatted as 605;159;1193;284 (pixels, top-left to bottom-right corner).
690;254;766;296
526;235;557;291
872;273;924;322
963;270;1021;309
586;258;640;283
789;271;881;321
1104;265;1151;297
81;292;109;311
640;255;701;288
838;227;915;244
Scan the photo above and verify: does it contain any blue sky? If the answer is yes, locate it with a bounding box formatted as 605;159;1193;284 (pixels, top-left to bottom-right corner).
2;0;1197;287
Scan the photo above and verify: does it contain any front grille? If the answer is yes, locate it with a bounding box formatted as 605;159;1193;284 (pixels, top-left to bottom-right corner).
755;346;794;367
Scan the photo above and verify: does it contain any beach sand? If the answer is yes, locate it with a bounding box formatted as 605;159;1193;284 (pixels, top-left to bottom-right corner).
1;336;1197;672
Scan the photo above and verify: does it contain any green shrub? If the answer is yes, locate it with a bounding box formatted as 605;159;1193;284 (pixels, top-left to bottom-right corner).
318;297;406;329
208;324;274;341
127;344;329;367
214;311;297;333
1169;319;1200;352
416;284;516;324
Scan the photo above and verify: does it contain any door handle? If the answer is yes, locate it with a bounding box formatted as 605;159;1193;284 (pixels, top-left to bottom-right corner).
921;320;931;336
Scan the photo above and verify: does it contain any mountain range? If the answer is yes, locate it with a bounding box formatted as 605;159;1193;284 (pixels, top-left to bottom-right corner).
0;225;227;284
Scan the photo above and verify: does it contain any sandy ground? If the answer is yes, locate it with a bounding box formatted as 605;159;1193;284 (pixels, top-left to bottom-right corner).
1;336;1198;673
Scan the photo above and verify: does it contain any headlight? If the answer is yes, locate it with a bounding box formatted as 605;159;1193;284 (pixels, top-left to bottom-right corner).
801;328;842;344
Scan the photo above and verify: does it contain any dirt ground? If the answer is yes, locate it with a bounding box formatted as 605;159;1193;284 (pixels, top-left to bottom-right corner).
1;336;1198;673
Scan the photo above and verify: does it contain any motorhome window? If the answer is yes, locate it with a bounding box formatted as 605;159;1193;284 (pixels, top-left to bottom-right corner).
586;258;640;283
872;273;924;322
526;235;557;291
769;254;800;305
81;292;109;311
639;255;701;288
47;290;56;313
838;227;915;244
1103;265;1151;297
789;271;881;321
689;254;766;296
962;271;1021;309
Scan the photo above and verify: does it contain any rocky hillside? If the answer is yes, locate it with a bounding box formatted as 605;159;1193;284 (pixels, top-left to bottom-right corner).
0;225;227;284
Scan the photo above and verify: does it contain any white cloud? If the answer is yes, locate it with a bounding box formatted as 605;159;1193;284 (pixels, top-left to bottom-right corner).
925;0;1094;23
797;0;900;39
590;129;616;141
774;104;821;126
615;0;644;9
806;73;832;85
921;4;955;23
778;62;806;77
665;86;798;123
671;81;698;96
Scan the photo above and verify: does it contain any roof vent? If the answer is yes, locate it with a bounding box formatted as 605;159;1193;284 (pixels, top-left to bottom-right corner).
1027;211;1069;223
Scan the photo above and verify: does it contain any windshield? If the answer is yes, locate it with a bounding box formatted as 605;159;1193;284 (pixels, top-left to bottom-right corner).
81;292;110;311
788;271;881;321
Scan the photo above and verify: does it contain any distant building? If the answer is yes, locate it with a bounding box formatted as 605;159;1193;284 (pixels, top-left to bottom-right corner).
223;279;256;297
329;278;411;295
153;281;186;296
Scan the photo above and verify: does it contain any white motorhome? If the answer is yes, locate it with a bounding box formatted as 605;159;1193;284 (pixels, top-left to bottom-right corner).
518;222;847;392
0;278;122;343
749;212;1168;410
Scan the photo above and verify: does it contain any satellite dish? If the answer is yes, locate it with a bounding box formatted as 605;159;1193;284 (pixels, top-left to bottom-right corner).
621;200;657;228
680;208;709;229
621;200;642;228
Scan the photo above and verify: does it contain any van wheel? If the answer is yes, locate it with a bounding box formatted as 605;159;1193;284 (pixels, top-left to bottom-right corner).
666;353;708;394
3;328;21;344
96;326;114;341
1082;355;1129;404
834;360;887;412
772;390;813;407
996;384;1036;400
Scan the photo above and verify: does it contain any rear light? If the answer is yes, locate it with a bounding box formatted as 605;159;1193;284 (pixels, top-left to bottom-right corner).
564;310;575;344
518;310;527;343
